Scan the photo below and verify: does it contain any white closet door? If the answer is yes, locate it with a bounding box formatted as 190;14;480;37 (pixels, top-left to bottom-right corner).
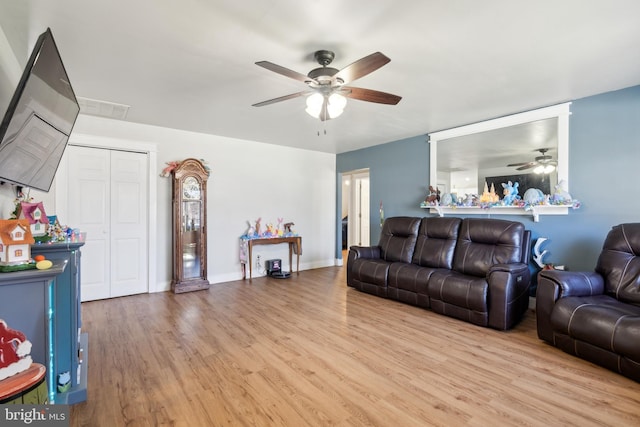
64;145;148;301
109;150;148;298
67;146;111;301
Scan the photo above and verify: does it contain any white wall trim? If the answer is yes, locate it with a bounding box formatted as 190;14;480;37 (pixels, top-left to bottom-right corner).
429;102;572;193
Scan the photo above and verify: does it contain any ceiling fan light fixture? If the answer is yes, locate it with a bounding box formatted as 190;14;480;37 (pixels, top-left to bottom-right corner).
534;164;556;174
327;93;347;118
305;93;324;118
305;92;347;119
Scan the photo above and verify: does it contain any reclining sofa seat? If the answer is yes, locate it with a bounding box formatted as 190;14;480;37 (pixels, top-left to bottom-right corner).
347;216;532;330
536;223;640;381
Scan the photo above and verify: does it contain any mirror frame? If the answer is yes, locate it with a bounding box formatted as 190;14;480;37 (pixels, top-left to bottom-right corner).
429;102;571;195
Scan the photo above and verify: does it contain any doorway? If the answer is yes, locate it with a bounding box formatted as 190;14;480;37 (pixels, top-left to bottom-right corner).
341;169;370;250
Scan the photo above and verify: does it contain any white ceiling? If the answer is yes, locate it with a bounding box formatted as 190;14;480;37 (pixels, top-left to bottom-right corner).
1;0;640;154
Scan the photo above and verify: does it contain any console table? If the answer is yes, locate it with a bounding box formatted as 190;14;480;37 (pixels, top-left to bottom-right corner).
242;236;302;279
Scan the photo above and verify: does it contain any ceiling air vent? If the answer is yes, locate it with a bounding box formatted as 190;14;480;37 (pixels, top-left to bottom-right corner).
77;97;130;120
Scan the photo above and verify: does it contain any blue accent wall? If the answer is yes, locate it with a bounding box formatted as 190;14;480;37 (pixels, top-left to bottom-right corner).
336;135;429;249
337;85;640;276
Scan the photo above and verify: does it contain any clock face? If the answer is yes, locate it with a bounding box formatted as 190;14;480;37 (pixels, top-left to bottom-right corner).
182;177;201;200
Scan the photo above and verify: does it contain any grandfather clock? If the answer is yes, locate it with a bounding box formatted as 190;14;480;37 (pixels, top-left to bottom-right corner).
171;159;210;293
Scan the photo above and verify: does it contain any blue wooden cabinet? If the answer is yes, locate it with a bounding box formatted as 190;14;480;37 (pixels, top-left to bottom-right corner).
0;263;65;403
31;242;86;404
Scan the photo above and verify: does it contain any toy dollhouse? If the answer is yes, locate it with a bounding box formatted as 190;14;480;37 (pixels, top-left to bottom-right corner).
17;202;50;238
0;219;34;266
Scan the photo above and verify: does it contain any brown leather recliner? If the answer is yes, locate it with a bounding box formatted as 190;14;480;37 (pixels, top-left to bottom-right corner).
536;223;640;382
347;216;532;330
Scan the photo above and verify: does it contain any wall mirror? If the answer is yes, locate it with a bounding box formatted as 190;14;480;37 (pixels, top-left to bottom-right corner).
429;103;571;200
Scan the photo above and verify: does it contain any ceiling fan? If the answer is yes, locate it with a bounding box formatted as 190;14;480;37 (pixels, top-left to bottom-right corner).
252;50;402;121
507;148;557;173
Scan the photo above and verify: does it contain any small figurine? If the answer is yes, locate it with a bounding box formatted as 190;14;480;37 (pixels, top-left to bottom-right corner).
0;319;33;381
552;179;572;203
523;188;545;205
479;182;491;204
440;193;453;206
533;238;565;270
425;186;441;204
245;220;256;237
533;238;549;268
462;193;476;206
284;222;295;234
501;181;519;205
199;159;211;176
160;161;180;177
265;223;276;236
255;217;262;236
479;182;500;204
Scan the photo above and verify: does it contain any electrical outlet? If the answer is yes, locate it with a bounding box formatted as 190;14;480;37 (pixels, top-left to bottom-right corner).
256;255;261;269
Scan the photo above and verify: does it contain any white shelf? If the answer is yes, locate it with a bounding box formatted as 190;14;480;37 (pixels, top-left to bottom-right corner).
422;204;570;222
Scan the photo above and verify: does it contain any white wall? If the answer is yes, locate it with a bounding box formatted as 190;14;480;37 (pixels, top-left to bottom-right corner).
0;114;337;291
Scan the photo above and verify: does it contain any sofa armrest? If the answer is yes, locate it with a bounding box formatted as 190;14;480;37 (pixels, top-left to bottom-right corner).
486;262;531;330
488;262;529;275
535;270;605;342
346;246;381;287
349;245;381;260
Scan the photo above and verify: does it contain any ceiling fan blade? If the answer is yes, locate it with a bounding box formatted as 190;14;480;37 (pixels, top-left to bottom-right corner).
252;91;311;107
255;61;315;84
507;162;530;167
333;52;391;84
342;87;402;105
516;163;536;171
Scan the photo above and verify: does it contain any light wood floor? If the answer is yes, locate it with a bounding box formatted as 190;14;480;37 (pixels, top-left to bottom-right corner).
70;266;640;427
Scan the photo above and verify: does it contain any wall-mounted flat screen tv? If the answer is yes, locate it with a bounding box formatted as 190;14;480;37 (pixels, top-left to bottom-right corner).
0;27;79;192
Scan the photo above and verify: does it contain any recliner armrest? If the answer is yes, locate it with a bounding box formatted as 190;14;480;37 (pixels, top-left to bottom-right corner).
536;270;605;342
538;270;605;298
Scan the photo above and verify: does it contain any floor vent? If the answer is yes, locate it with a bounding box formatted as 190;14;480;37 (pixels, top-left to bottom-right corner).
77;97;130;120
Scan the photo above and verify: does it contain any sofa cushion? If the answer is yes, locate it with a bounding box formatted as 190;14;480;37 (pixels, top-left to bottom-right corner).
452;218;524;277
411;217;461;269
596;223;640;305
388;262;436;293
351;258;390;288
551;294;640;361
427;270;488;313
378;217;421;263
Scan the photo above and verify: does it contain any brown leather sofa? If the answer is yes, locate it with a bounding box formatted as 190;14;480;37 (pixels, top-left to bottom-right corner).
347;216;532;330
536;223;640;381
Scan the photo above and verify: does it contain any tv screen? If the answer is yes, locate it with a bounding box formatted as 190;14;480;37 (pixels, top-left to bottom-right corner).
0;28;79;192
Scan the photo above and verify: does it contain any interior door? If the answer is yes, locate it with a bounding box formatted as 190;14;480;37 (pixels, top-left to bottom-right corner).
344;170;370;248
355;175;370;246
64;145;148;301
109;150;148;298
67;146;110;301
